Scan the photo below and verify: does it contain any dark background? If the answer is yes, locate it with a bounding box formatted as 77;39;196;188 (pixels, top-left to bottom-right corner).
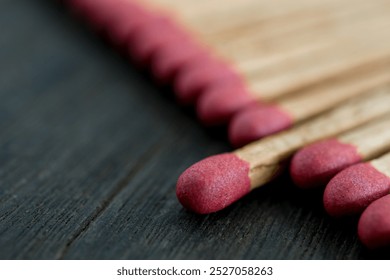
0;0;388;259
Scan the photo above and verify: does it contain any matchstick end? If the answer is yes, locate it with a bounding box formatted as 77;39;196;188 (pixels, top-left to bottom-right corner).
323;163;390;217
228;104;293;147
197;82;255;126
176;153;251;214
358;194;390;249
290;139;362;189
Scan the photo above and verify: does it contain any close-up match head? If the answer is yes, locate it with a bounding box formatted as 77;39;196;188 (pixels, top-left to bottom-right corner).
127;16;186;66
196;81;255;126
150;40;204;85
176;153;251;214
323;163;390;217
173;56;239;105
228;103;293;147
358;194;390;249
290;139;362;189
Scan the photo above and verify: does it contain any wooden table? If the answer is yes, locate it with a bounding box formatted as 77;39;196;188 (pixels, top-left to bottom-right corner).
0;0;388;259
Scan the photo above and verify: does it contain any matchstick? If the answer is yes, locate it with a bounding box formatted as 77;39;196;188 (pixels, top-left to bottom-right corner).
227;60;390;146
323;151;390;217
165;0;390;106
358;194;390;249
290;114;390;189
176;90;390;214
173;16;390;106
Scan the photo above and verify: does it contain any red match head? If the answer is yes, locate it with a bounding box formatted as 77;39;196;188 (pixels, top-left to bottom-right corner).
358;194;390;249
196;81;255;126
128;17;188;66
173;56;239;105
290;139;362;189
150;39;204;85
228;103;293;147
105;2;155;48
323;163;390;217
176;153;251;214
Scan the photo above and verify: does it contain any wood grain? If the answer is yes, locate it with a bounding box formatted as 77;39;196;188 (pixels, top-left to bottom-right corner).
0;0;389;260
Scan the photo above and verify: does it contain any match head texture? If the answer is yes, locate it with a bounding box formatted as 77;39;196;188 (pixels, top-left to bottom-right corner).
228;103;293;147
290;139;362;189
358;194;390;249
176;153;251;214
173;56;239;105
150;40;204;85
323;163;390;217
67;0;99;17
105;2;154;48
127;17;186;66
196;81;255;126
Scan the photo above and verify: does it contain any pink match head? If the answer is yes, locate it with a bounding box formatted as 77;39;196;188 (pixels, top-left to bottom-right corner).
196;81;255;126
358;194;390;249
290;139;362;189
176;153;251;214
173;56;239;105
127;17;187;66
150;39;204;85
81;0;126;30
105;2;154;48
66;0;97;17
228;103;293;147
323;163;390;217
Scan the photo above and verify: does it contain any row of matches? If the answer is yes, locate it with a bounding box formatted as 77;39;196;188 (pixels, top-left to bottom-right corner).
65;0;390;147
63;0;390;249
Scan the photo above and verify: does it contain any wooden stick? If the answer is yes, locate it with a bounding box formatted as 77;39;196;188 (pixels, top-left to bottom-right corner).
208;0;386;56
248;39;390;100
177;89;390;213
278;59;390;121
371;153;390;179
358;194;390;249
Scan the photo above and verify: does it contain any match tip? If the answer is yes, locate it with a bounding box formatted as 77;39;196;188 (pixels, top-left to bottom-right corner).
173;56;238;105
127;16;187;66
150;40;204;85
358;194;390;249
176;153;251;214
196;81;255;126
323;163;390;217
290;139;362;189
228;103;293;147
105;2;154;48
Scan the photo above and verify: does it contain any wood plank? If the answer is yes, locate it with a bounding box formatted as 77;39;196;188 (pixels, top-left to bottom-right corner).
0;0;389;259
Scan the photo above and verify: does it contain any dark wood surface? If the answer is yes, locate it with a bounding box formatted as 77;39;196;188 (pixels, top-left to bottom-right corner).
0;0;389;260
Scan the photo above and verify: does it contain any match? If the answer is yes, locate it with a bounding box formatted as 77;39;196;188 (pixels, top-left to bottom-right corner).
177;90;390;214
290;114;390;189
358;194;390;249
228;60;390;146
323;151;390;217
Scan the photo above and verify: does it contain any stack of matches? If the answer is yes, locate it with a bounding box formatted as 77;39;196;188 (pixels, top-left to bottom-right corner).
63;0;390;248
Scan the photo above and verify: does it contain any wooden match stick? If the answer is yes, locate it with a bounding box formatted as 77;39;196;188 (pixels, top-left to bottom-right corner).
174;10;390;106
76;0;390;115
176;90;390;214
226;59;390;145
290;114;390;189
358;194;390;249
324;151;390;217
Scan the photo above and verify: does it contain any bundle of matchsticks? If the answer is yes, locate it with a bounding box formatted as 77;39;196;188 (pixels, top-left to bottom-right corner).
64;0;390;249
